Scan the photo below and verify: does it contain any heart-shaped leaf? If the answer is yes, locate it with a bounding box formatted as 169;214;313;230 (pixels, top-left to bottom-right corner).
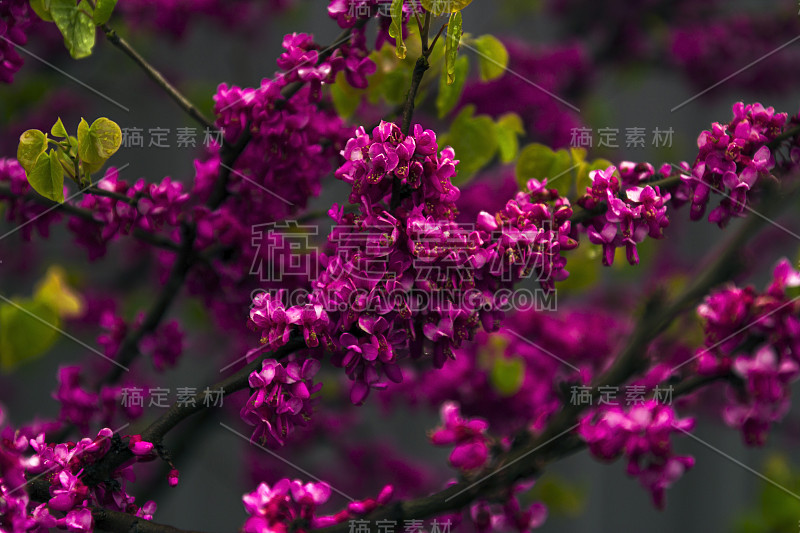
26;149;65;203
472;34;508;81
50;0;96;59
17;129;48;174
89;117;122;160
78;117;122;166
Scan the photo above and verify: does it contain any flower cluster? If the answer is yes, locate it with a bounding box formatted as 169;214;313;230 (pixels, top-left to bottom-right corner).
182;28;362;348
67;169;189;260
53;366;143;433
277;31;375;92
327;0;421;50
683;102;786;227
250;121;584;406
0;158;62;240
468;482;548;533
694;258;800;445
429;401;491;471
240;359;322;448
0;0;32;84
578;165;671;266
578;400;696;509
0;414;158;532
209;30;365;224
241;478;393;533
335;121;460;217
139;319;185;372
242;479;332;533
384;306;626;434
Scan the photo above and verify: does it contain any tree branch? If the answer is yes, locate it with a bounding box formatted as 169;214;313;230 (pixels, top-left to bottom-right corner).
312;182;795;532
400;56;430;137
0;183;181;252
77;336;304;487
26;481;211;533
101;26;216;132
98;222;197;386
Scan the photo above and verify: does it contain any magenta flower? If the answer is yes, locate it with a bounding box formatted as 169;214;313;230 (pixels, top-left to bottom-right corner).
241;359;321;448
724;346;800;446
430;402;491;471
578;401;695;509
242;479;331;533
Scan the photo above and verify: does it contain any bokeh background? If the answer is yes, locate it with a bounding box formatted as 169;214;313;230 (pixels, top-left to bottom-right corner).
2;1;800;531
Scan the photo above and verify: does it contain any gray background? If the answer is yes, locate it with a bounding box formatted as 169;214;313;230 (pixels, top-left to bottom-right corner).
2;1;800;531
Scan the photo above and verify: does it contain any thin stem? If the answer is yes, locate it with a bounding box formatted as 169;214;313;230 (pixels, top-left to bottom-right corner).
0;183;181;251
420;12;431;52
209;22;364;209
101;26;216;132
81;184;138;205
401;56;430;136
767;123;800;149
428;21;447;53
26;480;210;533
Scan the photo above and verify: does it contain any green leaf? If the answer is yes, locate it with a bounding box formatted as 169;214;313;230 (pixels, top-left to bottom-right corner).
444;11;463;85
34;265;84;319
29;0;54;21
78;117;122;165
421;0;473;15
489;356;525;396
436;54;469;118
515;143;575;198
89;117;122;159
26;150;65;203
50;0;96;59
93;0;117;24
388;0;406;59
472;34;508;81
440;106;498;185
50;117;68;138
77;117;94;163
17;129;48;174
0;298;61;373
494;112;524;163
56;149;76;181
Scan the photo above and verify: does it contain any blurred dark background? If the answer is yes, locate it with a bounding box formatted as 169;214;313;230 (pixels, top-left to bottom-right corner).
2;1;800;531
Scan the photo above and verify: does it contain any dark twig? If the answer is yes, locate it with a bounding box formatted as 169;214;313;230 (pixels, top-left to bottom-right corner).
312;182;795;533
0;183;181;251
98;222;197;386
101;26;216;132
